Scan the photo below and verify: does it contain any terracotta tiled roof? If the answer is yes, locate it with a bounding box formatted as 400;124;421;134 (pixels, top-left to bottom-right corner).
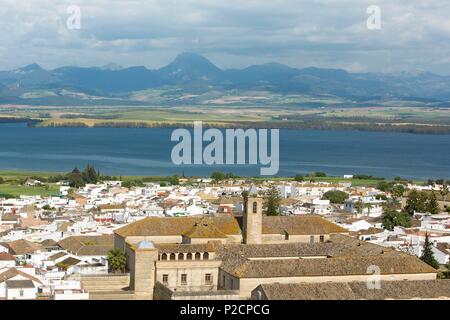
6;239;44;255
0;252;15;261
257;280;450;300
58;235;113;256
262;215;347;235
115;215;241;238
183;220;228;239
155;242;220;254
0;268;42;284
217;234;436;279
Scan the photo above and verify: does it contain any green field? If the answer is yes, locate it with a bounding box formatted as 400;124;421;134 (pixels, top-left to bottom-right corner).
2;105;450;133
0;183;60;197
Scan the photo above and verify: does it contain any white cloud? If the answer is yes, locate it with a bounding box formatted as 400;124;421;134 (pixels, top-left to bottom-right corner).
0;0;449;74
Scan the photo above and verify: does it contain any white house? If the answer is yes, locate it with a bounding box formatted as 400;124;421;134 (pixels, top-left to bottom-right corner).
0;267;42;300
344;196;384;217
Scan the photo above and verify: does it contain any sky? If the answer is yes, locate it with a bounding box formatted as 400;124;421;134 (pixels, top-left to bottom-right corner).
1;0;450;74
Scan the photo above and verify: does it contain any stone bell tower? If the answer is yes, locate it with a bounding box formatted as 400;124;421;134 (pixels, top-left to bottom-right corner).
242;188;263;244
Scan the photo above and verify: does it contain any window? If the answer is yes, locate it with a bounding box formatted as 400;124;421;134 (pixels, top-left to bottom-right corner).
186;253;193;260
170;253;176;261
203;252;209;260
19;289;24;297
320;235;325;243
252;201;258;213
161;253;167;261
162;274;169;284
309;235;314;244
195;252;201;260
284;231;289;241
205;273;212;284
181;274;187;285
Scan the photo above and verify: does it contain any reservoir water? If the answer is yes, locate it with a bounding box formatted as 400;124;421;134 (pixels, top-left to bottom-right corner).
0;123;449;179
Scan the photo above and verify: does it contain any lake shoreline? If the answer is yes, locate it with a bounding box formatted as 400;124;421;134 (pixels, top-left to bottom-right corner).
23;119;450;135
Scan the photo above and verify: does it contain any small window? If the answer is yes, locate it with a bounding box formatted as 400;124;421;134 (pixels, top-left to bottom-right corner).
181;274;187;285
195;252;201;260
309;235;314;244
252;202;258;213
320;235;325;243
186;253;193;260
203;252;209;260
161;253;167;261
162;274;169;284
170;253;176;261
205;273;212;284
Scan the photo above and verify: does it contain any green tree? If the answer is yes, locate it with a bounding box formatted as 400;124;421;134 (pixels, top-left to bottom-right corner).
376;181;392;192
314;172;327;177
420;233;439;269
107;249;127;273
382;206;412;231
169;175;180;186
68;168;85;188
440;184;449;204
293;174;304;182
404;190;428;215
427;191;439;214
353;199;365;216
391;184;406;203
365;202;374;216
82;165;99;184
322;190;349;204
211;172;225;181
263;186;282;216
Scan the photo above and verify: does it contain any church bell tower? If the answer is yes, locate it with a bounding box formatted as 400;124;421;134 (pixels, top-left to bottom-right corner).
242;189;263;244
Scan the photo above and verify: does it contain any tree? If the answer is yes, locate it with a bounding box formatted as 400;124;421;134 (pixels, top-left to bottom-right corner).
107;249;127;273
263;186;282;216
169;175;180;186
365;202;374;216
314;172;327;177
0;177;4;184
322;190;349;204
420;233;439;269
293;174;304;182
382;206;412;231
354;199;365;216
210;172;225;181
427;191;439;215
376;181;392;192
68;170;85;188
82;165;99;184
440;184;449;204
404;190;428;215
391;184;406;203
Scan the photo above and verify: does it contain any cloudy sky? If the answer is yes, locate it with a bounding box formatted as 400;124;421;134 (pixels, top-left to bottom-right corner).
1;0;450;74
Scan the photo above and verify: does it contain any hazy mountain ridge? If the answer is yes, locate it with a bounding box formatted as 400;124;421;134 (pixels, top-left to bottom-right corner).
1;53;450;106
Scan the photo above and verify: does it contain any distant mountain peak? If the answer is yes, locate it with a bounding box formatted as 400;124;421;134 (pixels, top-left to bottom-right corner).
100;63;123;71
17;63;44;73
158;52;223;82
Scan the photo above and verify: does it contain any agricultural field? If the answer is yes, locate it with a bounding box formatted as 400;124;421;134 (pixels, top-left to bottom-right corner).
1;104;450;133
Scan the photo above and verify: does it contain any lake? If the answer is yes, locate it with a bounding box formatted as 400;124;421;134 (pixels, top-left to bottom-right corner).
0;123;449;179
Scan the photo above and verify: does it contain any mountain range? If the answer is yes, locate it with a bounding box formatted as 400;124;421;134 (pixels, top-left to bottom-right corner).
1;52;450;106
